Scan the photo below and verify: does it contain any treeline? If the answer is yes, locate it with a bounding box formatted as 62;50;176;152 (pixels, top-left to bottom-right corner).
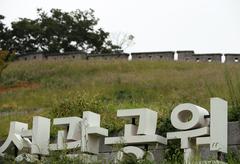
0;8;120;54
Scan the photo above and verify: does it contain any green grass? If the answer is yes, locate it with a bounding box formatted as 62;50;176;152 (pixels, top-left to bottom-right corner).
0;59;240;139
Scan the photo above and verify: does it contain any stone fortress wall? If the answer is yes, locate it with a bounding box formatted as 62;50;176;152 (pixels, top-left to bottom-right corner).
16;50;240;63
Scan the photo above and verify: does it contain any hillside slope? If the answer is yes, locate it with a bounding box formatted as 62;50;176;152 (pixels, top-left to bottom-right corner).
0;60;240;138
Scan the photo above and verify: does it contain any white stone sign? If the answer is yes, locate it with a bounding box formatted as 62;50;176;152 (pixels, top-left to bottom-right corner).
0;97;228;163
105;108;167;145
105;108;167;161
0;116;50;156
167;98;227;163
0;111;108;156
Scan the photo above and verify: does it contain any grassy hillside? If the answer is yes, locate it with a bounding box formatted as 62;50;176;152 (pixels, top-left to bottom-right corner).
0;59;240;138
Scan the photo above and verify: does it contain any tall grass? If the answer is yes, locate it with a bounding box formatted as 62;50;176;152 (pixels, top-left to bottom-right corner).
224;68;240;121
0;60;240;138
1;58;240;163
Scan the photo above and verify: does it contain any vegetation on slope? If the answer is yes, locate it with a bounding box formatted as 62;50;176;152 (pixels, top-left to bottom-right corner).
0;60;240;139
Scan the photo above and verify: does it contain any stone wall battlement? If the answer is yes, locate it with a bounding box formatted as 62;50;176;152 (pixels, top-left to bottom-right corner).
16;50;240;63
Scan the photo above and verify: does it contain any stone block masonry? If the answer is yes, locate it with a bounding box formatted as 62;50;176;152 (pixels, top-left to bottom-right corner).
177;50;222;63
225;54;240;63
131;51;175;60
16;50;240;64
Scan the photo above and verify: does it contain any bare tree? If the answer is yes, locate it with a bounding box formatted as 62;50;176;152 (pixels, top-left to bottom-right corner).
109;32;135;52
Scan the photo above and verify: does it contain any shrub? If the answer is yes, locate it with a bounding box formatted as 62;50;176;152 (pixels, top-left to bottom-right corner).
50;92;104;118
50;92;123;133
0;58;7;78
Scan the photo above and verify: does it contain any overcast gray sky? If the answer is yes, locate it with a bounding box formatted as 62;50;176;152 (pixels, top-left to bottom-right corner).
1;0;240;53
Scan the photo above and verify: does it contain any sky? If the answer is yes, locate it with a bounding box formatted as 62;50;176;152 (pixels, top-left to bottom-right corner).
1;0;240;53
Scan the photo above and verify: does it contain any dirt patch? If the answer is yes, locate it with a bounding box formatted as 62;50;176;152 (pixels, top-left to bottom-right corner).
0;82;40;93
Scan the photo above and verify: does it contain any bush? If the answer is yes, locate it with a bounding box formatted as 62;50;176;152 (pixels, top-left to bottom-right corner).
50;92;123;133
50;92;104;118
0;59;7;78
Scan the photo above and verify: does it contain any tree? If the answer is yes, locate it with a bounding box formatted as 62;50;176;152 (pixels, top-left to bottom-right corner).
0;15;12;51
0;17;15;77
109;32;135;52
0;15;5;49
11;18;41;53
4;9;120;54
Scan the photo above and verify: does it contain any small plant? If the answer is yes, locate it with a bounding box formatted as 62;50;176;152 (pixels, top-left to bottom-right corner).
0;154;15;164
42;150;84;164
163;141;183;163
